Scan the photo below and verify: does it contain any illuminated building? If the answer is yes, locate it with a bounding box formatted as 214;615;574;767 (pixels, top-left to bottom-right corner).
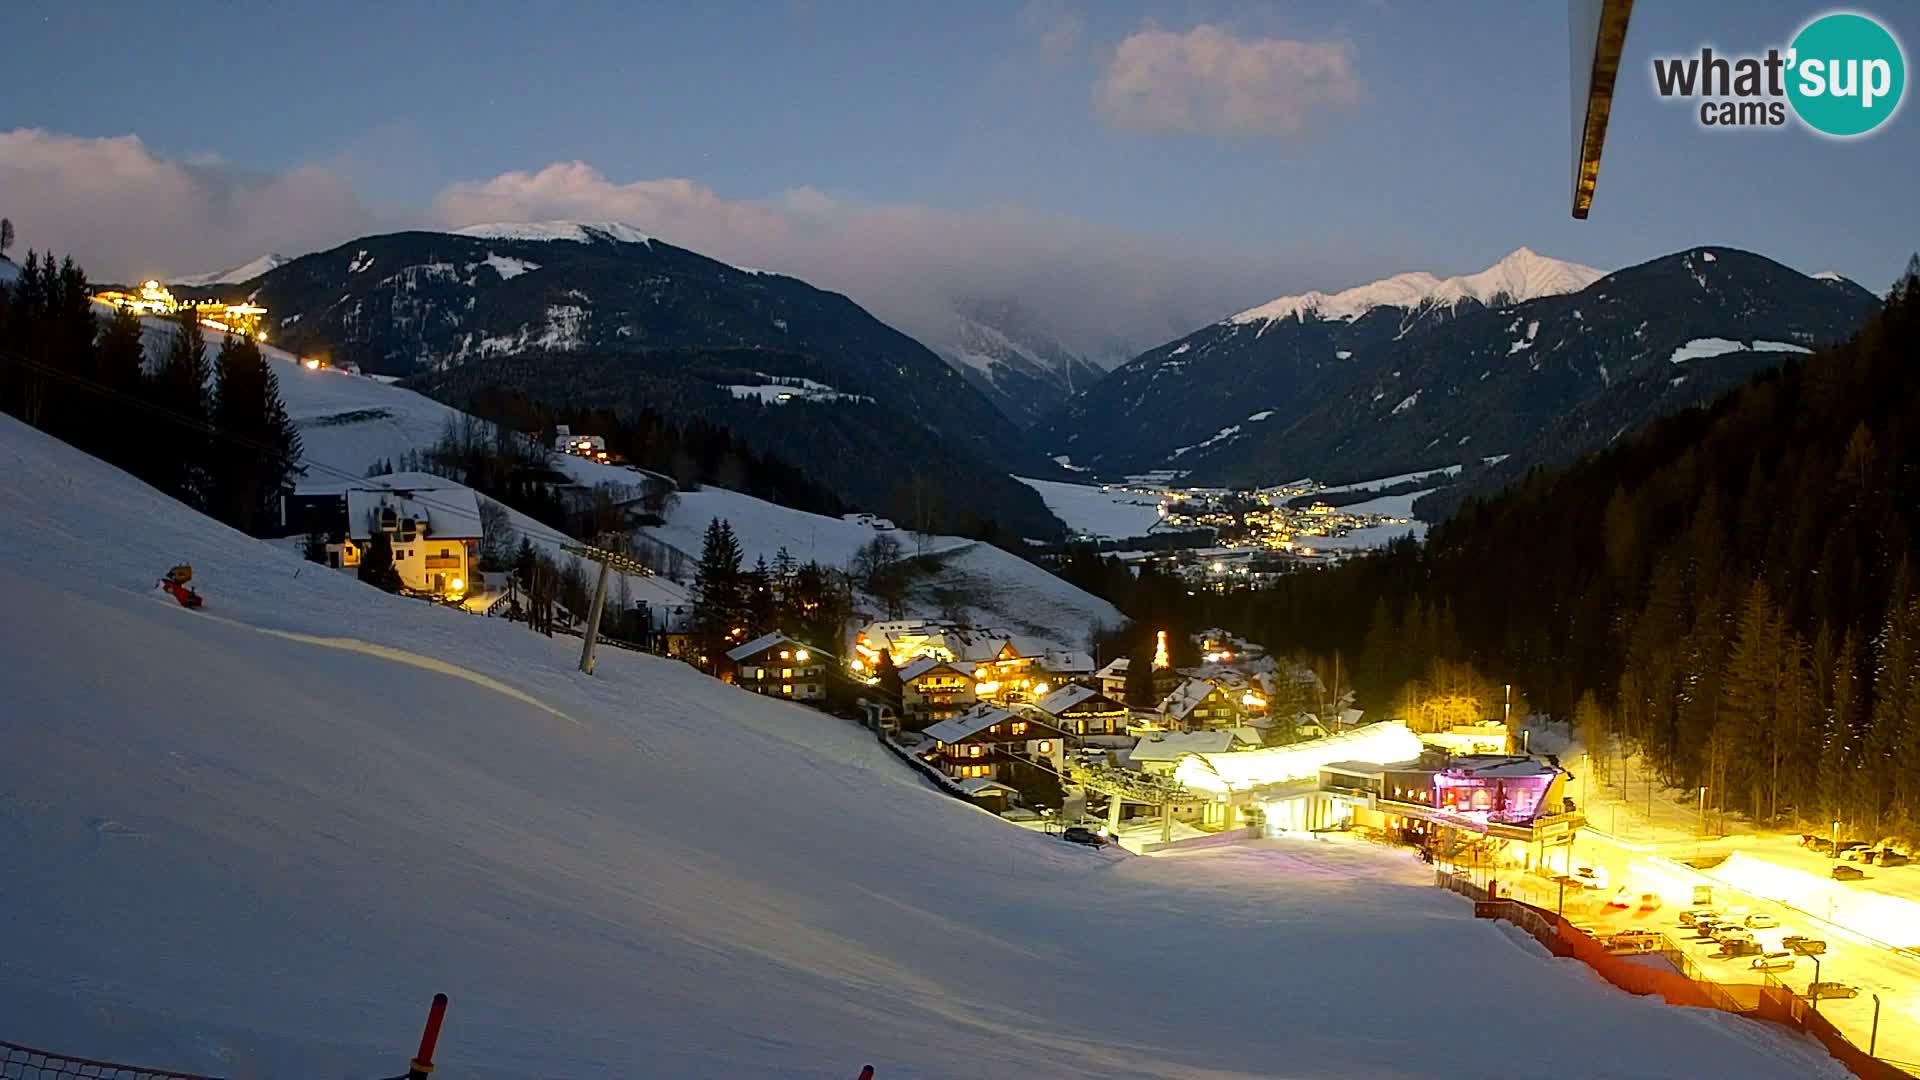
727;632;828;702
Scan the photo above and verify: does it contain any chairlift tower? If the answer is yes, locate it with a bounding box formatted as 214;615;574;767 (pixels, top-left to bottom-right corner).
560;539;655;675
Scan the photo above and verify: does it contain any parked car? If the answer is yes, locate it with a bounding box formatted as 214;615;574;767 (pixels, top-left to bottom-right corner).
1808;981;1860;1000
1573;865;1609;890
1606;887;1632;909
1638;892;1664;912
1609;930;1662;954
1835;840;1869;856
1716;940;1764;958
1783;936;1828;955
1880;850;1912;867
1680;908;1720;927
1843;846;1876;863
1060;826;1107;848
1832;864;1866;881
1803;836;1834;852
1712;926;1755;945
1751;951;1797;972
1745;913;1780;929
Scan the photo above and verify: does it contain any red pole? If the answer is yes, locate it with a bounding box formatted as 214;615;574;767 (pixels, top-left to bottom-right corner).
856;1068;874;1080
407;993;448;1079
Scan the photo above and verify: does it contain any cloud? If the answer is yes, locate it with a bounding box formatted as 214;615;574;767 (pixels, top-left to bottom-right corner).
0;128;379;280
1;131;1312;366
1017;0;1086;62
427;160;1282;364
1095;24;1362;136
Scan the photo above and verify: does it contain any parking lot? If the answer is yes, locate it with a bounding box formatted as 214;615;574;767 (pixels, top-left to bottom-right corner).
1492;840;1920;1074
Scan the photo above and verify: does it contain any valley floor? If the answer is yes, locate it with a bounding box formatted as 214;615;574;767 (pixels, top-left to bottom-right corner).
0;415;1850;1079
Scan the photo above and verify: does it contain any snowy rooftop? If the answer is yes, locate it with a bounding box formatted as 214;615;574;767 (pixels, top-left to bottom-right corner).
1174;722;1426;794
899;656;970;683
1034;684;1119;716
1129;730;1248;763
1160;678;1221;720
725;631;811;663
342;473;483;541
923;706;1020;745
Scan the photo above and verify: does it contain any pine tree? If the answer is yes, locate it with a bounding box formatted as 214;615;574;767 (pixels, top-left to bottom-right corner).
691;517;744;665
302;531;329;564
357;532;403;593
93;305;149;473
1124;637;1158;707
0;218;13;257
153;308;212;508
1828;629;1865;824
744;556;776;636
209;334;302;533
1721;578;1782;817
872;648;901;703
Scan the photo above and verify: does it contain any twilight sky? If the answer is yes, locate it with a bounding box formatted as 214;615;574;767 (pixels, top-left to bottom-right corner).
2;1;1913;357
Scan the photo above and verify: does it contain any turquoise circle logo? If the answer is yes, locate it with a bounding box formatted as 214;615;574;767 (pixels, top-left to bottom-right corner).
1787;12;1906;137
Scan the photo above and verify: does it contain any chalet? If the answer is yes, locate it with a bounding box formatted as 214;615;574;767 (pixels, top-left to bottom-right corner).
1095;657;1130;701
1037;648;1096;687
971;639;1052;705
726;632;827;702
1160;678;1244;732
899;658;977;728
332;475;483;600
922;705;1066;783
1033;684;1130;738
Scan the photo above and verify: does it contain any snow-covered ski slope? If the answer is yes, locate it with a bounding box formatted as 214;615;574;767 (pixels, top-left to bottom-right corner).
0;415;1848;1078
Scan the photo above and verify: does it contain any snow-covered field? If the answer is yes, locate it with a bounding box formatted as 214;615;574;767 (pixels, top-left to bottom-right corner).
1013;476;1165;541
1314;465;1463;497
643;484;1124;650
1333;488;1431;520
0;414;1851;1079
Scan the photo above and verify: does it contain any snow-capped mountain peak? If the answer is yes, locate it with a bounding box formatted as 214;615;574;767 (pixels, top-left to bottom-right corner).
450;221;652;246
1228;247;1605;326
173;253;292;287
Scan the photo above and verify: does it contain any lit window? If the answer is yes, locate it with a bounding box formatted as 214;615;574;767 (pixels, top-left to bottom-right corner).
1038;741;1052;754
969;745;982;757
783;669;792;678
781;684;792;695
1012;722;1027;735
780;650;791;660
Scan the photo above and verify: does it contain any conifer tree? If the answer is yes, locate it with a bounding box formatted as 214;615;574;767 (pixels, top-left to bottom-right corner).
154;308;213;508
94;305;149;472
691;517;744;665
209;334;301;533
357;532;403;593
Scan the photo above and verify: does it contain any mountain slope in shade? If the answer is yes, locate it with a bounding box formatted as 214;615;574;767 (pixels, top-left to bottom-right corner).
0;255;19;286
240;224;1066;537
1032;248;1605;475
172;253;292;287
1202;247;1880;491
938;297;1108;428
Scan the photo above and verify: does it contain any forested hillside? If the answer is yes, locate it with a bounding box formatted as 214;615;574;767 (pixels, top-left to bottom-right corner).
1245;258;1920;835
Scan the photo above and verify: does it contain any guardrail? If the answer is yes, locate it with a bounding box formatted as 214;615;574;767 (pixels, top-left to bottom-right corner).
1439;874;1916;1080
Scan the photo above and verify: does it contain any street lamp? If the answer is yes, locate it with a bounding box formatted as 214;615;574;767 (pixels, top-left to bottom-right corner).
1810;954;1823;1014
1832;819;1841;860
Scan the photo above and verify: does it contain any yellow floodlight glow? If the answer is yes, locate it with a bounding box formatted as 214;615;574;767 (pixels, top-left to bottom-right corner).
795;649;810;663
